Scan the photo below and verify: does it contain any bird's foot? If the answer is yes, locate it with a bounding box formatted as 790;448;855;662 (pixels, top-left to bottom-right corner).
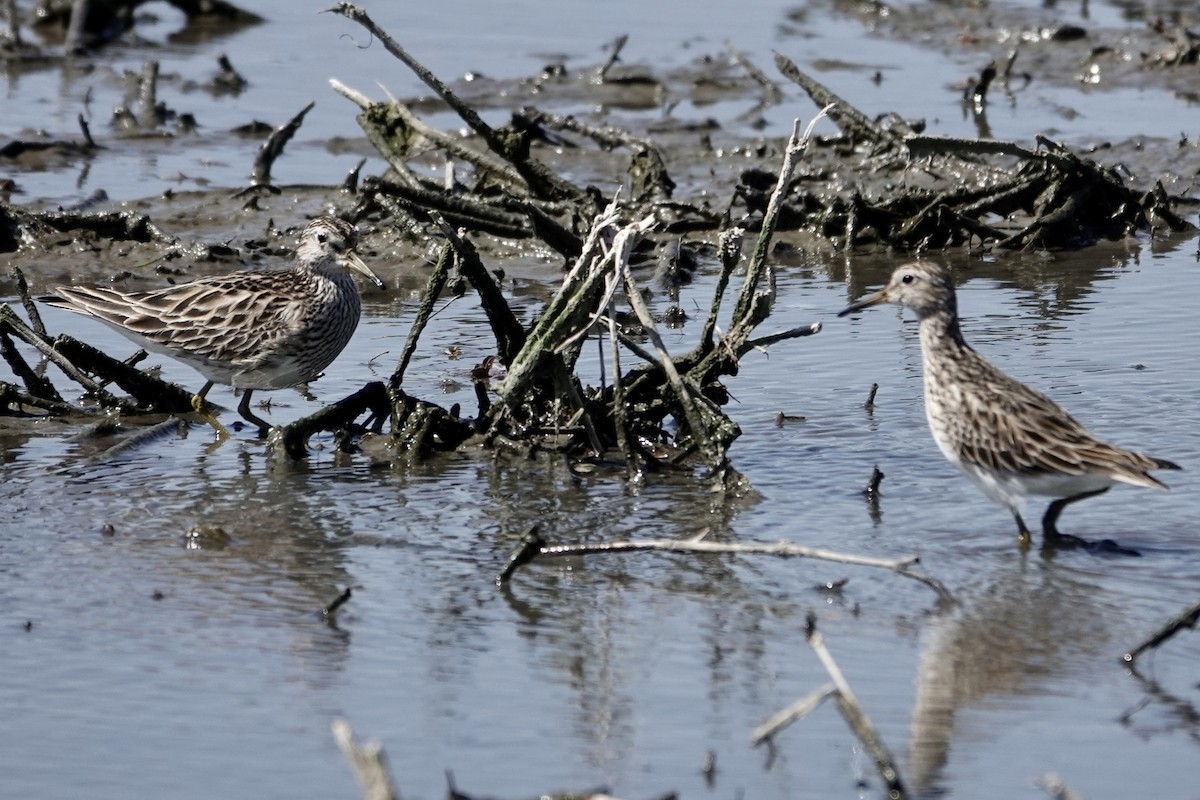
191;393;231;440
1042;531;1141;557
230;420;273;439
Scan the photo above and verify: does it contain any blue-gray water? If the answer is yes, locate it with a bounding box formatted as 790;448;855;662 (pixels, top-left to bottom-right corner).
3;2;1200;799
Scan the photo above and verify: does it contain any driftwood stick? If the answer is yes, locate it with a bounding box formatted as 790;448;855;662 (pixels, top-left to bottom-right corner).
430;214;526;364
607;312;642;480
596;33;628;82
1035;773;1088;800
322;587;353;619
740;322;822;354
0;306;121;404
252;101;315;186
379;96;528;188
727;40;783;103
356;176;532;237
687;112;828;388
517;106;653;152
279;381;391;459
3;0;22;46
55;335;194;411
774;54;889;144
806;614;908;799
391;241;453;386
327;3;497;143
737;110;830;324
0;330;63;403
698;227;744;351
553;359;603;455
0;381;81;415
342;157;367;193
486;202;634;426
331;79;530;190
613;325;661;367
10;266;47;337
905;134;1043;163
751;682;837;744
1123;598;1200;664
620;237;722;469
138;60;160;127
331;719;400;800
497;534;953;602
326;3;584;201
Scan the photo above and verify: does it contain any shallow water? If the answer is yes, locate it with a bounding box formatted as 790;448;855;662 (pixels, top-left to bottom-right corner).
5;242;1199;800
4;2;1200;800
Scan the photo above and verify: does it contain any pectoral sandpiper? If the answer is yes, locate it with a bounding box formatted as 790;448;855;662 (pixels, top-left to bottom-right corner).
46;215;386;434
839;261;1180;552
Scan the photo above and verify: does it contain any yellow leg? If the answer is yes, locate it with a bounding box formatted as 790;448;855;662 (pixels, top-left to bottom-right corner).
191;381;231;439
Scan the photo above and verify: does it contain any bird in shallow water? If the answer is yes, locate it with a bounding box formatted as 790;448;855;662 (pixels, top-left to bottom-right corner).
45;215;386;435
838;261;1180;553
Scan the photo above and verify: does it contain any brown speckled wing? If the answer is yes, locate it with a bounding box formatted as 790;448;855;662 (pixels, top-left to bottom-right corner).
947;349;1168;485
51;271;306;368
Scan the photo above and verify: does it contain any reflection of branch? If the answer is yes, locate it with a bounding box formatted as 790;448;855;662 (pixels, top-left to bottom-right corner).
751;682;836;743
1123;598;1200;664
496;526;953;603
1035;773;1087;800
331;719;400;800
1120;666;1200;745
755;614;908;799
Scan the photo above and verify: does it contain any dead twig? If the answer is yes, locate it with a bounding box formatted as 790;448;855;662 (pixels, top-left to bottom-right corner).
727;40;783;104
430;214;526;365
391;241;453;387
279;381;391;459
10;266;47;338
322;587;353;619
251;100;315;186
326;2;585;202
1123;598;1200;665
496;531;953;603
775;53;901;145
595;34;628;83
0;330;62;403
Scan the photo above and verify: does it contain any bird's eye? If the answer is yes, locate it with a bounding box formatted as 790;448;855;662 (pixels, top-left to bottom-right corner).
901;274;915;284
316;233;328;244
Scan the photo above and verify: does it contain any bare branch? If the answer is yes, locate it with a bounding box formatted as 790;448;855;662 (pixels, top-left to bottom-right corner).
497;533;953;603
1123;598;1200;665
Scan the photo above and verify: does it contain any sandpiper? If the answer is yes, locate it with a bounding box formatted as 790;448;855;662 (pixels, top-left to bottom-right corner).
838;261;1180;551
45;215;386;434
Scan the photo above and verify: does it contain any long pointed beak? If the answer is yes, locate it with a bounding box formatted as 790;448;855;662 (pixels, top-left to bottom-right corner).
838;288;888;317
343;250;386;291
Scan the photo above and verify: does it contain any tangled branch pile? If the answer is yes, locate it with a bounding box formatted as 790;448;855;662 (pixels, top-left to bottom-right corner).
2;1;1195;474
